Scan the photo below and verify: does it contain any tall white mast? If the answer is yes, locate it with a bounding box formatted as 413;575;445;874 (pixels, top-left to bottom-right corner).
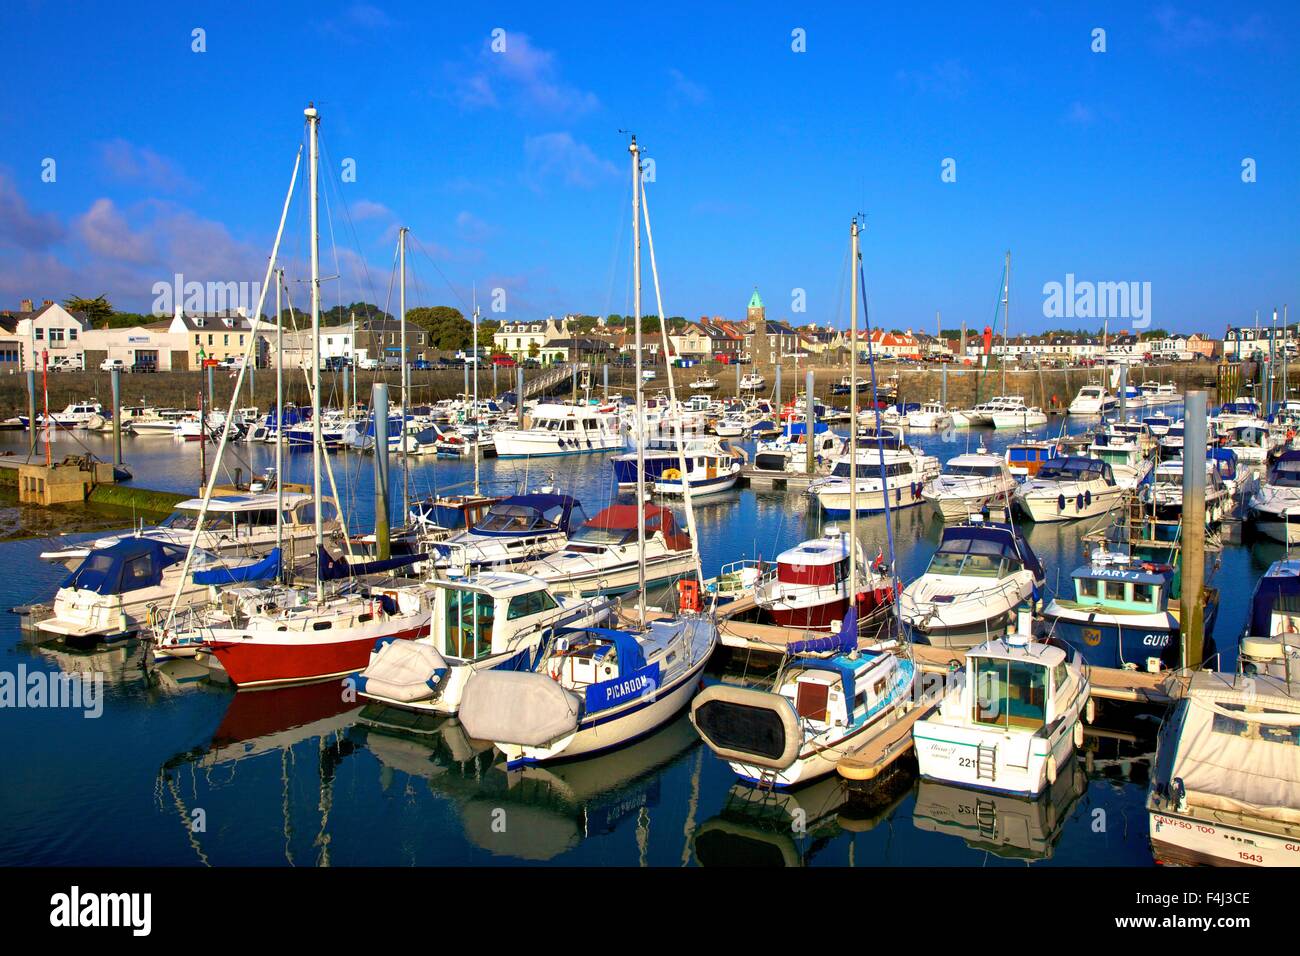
849;218;859;599
307;103;324;601
472;292;481;496
275;267;284;565
631;135;646;628
399;226;409;520
1001;249;1010;395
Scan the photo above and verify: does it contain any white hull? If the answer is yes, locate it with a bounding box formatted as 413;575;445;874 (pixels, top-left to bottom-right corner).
1015;484;1124;523
1149;810;1300;867
494;431;624;458
990;410;1048;430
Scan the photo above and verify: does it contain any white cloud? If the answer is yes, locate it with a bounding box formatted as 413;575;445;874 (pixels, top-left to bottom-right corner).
523;133;618;191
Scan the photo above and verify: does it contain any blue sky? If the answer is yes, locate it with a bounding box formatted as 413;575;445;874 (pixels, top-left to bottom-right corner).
0;2;1296;335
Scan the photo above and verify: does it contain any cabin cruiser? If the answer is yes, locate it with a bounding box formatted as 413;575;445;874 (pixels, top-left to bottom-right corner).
494;403;623;458
808;430;940;516
1043;545;1218;671
752;421;844;474
739;373;766;392
34;539;275;647
904;401;953;430
1221;421;1273;472
1003;439;1061;479
689;376;719;392
1249;450;1300;544
1237;560;1300;683
39;492;338;569
1086;430;1152;491
922;451;1017;522
1141;412;1174;437
354;573;612;716
1013;456;1123;523
19;400;104;429
1214;397;1262;430
459;610;718;767
522;504;696;597
409;492;502;536
1138;381;1179;404
899;522;1045;648
913;627;1090;797
429;494;585;572
690;611;915;787
1067;385;1118;416
653;446;743;498
990;404;1048;430
713;409;750;438
612;433;724;490
750;528;893;630
831;376;868;395
1137;455;1230;525
962;395;1031;427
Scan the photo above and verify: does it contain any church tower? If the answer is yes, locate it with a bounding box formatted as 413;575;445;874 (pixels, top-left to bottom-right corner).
747;288;769;365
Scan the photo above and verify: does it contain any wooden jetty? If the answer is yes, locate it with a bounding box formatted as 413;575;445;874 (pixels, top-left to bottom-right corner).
738;467;827;491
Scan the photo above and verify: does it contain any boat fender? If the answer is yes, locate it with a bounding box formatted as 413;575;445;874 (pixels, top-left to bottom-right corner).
1075;493;1084;511
1058;494;1066;511
1046;753;1058;786
1084;490;1092;507
1073;720;1084;749
1085;697;1096;724
895;487;902;504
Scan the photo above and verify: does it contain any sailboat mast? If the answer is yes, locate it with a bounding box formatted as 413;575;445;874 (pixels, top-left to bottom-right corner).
275;267;284;565
399;226;409;520
472;297;481;496
1001;249;1010;395
849;218;859;599
631;135;646;627
307;104;324;600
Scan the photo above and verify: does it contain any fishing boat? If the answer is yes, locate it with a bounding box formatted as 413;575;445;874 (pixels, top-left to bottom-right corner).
921;450;1017;522
1043;545;1218;671
38;492;338;569
1086;428;1152;490
899;522;1045;648
753;528;892;630
830;375;868;396
904;401;953;430
690;376;719;392
1003;439;1061;479
807;430;939;516
34;539;275;647
1141;412;1174;436
752;421;844;474
429;493;585;572
690;609;915;787
739;373;766;392
652;446;743;498
612;432;722;490
409;492;502;535
913;627;1091;797
1148;670;1300;867
1249;450;1300;544
493;403;624;458
354;572;611;715
1067;385;1118;415
1012;456;1123;523
522;504;696;597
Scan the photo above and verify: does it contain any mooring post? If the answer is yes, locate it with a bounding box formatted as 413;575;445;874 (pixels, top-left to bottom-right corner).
1181;390;1207;669
26;369;36;456
372;382;390;560
805;370;816;475
111;367;122;468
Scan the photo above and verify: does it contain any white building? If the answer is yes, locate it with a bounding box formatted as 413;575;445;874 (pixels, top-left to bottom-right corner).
493;316;568;360
1224;325;1296;360
0;300;90;371
81;322;190;370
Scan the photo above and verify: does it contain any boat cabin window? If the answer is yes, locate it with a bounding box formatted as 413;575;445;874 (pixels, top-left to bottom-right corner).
1078;578;1098;599
1272;459;1300;488
1103;580;1126;601
507;589;559;620
947;463;1001;477
444;589;496;660
569;525;636;547
1133;582;1155;605
162;511;235;532
296;500;338;525
1052;662;1069;694
973;657;1047;731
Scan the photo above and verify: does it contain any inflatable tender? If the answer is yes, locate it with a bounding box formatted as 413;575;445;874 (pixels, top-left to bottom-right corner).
459;670;580;748
355;640;448;704
689;684;803;771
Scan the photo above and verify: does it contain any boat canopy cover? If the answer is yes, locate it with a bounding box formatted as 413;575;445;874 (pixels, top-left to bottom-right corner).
1270;450;1300;487
937;523;1045;583
783;421;829;437
1037;457;1113;483
61;538;188;595
787;607;858;659
473;494;583;535
193;548;280;585
1247;561;1300;640
1168;672;1300;826
585;504;690;550
560;627;647;673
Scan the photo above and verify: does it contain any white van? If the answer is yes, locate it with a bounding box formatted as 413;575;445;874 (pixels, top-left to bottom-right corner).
99;358;126;372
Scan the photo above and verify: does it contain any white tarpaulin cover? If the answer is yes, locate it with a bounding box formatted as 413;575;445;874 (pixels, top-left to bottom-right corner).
1172;674;1300;826
360;641;447;703
459;670;580;747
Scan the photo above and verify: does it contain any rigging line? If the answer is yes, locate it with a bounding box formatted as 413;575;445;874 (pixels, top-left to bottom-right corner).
407;234;472;314
318;137;385;316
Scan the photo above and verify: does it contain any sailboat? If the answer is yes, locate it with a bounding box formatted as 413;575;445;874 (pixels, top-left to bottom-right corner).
154;105;431;689
457;134;719;766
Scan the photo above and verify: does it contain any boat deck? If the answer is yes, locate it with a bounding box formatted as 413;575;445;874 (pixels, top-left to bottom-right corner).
836;702;935;782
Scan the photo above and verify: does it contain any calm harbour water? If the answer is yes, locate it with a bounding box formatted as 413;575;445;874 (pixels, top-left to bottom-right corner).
0;406;1270;866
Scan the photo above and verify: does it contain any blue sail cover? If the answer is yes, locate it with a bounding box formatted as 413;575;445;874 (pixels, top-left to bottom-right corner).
316;546;424;581
193;548;281;585
788;607;858;656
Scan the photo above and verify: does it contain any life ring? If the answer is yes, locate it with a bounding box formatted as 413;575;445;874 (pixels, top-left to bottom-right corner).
663;468;682;481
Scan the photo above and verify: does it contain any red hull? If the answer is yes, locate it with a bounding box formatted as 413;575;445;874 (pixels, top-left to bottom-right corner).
764;587;893;631
207;622;428;688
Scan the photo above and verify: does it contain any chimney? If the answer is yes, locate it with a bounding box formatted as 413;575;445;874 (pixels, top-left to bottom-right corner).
42;299;53;308
19;299;33;312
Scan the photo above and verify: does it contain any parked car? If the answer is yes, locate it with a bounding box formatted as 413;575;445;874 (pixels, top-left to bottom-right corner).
410;359;431;371
491;354;517;368
322;356;351;371
522;358;541;369
99;358;126;372
356;357;381;371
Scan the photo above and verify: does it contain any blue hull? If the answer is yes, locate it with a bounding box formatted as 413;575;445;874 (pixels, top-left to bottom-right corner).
1046;616;1181;670
612;454;676;487
821;500;926;518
